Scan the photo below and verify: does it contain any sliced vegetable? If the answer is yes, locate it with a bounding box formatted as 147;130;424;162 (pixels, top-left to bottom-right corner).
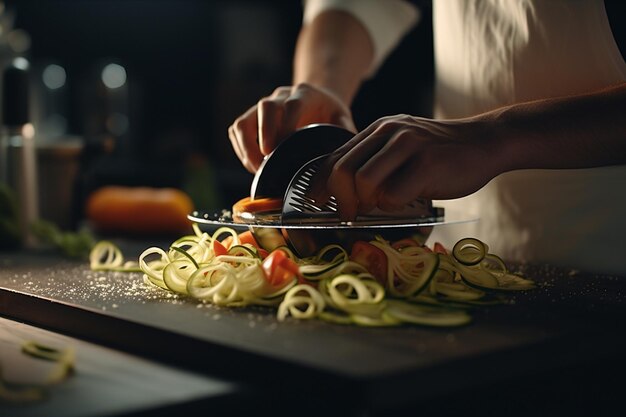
277;285;325;321
211;239;228;257
433;242;448;254
221;230;260;250
252;227;287;251
237;230;261;248
385;300;471;327
232;196;282;220
262;249;301;287
452;238;487;266
350;241;388;286
1;340;75;404
90;241;141;272
124;221;535;328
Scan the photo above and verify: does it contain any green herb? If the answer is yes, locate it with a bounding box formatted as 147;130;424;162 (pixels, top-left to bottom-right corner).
31;219;95;259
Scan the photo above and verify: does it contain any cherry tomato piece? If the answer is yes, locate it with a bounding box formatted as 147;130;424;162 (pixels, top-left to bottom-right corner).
350;241;388;286
262;249;300;287
212;239;228;257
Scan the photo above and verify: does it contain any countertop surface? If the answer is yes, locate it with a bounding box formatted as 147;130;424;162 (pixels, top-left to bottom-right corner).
0;316;235;417
1;245;625;416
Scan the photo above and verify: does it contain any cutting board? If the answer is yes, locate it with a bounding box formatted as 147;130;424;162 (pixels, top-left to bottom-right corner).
1;248;625;412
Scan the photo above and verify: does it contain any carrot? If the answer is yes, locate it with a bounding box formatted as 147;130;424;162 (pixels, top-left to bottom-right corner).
232;196;282;220
85;186;194;235
221;230;260;250
237;230;259;247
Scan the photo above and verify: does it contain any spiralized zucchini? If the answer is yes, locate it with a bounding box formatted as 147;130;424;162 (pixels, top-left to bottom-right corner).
0;341;74;403
138;225;296;307
91;225;535;327
90;241;141;272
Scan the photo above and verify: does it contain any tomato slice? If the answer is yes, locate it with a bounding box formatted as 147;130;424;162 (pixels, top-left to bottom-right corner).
237;230;260;248
220;235;234;249
261;249;300;287
350;241;388;286
212;239;228;257
221;230;261;250
433;242;448;255
232;196;283;219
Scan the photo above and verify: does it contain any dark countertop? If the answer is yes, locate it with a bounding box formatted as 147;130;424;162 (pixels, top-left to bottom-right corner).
1;245;625;417
0;316;236;417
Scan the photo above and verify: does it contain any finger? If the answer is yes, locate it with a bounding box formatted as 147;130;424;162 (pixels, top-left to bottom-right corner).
378;161;425;210
258;89;291;155
327;156;359;221
326;123;401;213
307;120;386;206
355;129;417;211
327;136;390;221
228;125;245;164
280;92;305;140
233;106;264;172
307;157;333;207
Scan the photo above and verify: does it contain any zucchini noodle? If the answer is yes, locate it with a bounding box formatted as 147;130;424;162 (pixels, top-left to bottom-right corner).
90;241;141;272
1;341;74;404
277;285;326;321
371;239;439;297
139;226;295;307
91;224;535;327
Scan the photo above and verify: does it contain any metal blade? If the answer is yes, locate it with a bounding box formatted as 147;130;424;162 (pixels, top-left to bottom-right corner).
281;155;444;226
250;124;353;199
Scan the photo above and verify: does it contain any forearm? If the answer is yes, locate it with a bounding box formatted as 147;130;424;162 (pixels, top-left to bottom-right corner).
483;82;626;173
293;10;374;106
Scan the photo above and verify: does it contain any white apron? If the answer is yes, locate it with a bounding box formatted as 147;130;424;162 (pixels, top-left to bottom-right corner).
428;0;626;274
304;0;626;273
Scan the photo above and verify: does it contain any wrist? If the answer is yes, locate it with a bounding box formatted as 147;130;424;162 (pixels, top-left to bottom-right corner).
473;105;528;175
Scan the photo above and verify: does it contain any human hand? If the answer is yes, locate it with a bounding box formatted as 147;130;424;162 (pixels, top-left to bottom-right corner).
228;83;356;173
310;114;502;220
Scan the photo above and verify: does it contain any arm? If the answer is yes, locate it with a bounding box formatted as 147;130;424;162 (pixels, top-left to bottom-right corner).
313;82;626;220
229;0;419;173
228;10;373;173
293;10;374;105
492;82;626;170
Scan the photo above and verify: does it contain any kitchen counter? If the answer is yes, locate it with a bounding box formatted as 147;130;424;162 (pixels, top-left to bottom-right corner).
0;316;236;417
1;245;625;416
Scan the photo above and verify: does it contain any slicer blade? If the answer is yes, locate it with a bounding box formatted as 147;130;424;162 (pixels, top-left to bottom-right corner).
282;155;444;226
250;124;353;200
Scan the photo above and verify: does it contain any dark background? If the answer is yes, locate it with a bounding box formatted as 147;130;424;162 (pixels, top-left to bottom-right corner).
2;0;624;223
1;0;435;219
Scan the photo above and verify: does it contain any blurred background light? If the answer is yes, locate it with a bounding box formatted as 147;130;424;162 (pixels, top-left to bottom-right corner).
12;56;29;70
7;28;31;53
42;64;66;89
101;63;126;89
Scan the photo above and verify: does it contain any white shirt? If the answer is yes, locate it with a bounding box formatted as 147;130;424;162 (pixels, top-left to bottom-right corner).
304;0;626;274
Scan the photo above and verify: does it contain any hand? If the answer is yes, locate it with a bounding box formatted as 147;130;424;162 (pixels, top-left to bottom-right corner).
311;114;502;220
228;83;356;173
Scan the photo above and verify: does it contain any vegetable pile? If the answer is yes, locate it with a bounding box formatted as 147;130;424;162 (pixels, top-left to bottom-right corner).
91;224;535;327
